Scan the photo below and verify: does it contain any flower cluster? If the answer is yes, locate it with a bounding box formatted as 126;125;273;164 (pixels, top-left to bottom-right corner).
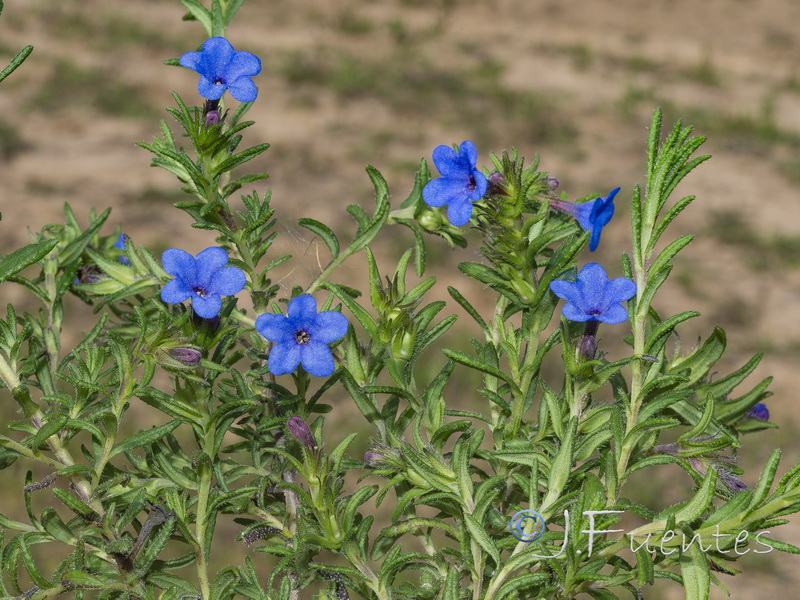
161;248;346;377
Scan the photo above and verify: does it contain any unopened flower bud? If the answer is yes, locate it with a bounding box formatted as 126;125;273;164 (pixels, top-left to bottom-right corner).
579;334;597;360
205;110;220;127
287;416;317;449
363;451;382;466
486;172;509;197
545;177;559;192
167;347;202;366
418;210;443;231
747;403;769;421
391;331;415;360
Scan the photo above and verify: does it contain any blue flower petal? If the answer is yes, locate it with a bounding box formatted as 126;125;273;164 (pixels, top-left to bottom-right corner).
179;51;203;71
603;277;637;307
199;37;235;75
458;141;479;170
422;177;466;208
196;247;229;272
161;278;193;304
589;224;604;252
573;201;596;233
471;171;489;200
227;77;258;103
595;304;629;324
288;294;318;323
446;197;474;227
562;302;594;322
192;293;223;319
431;145;461;177
209;266;246;296
162;248;197;279
268;341;302;375
255;313;293;342
300;341;336;377
226;51;262;80
310;311;348;344
197;76;226;100
549;280;581;304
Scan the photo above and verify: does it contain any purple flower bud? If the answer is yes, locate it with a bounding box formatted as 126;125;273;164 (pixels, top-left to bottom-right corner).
167;347;202;366
363;451;382;466
205;109;221;127
287;416;316;449
747;403;769;421
579;334;597;360
717;468;747;492
545;177;559;191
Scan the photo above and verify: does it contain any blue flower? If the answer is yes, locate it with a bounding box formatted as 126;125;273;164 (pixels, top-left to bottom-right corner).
255;294;348;377
747;403;769;421
422;140;488;227
160;247;246;318
549;262;636;324
551;187;620;251
179;37;262;103
114;233;130;265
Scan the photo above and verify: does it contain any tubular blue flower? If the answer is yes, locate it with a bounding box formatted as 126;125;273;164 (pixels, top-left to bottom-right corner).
549;262;636;324
747;403;769;421
550;187;620;251
256;294;348;377
179;37;262;103
422;140;488;227
160;247;246;319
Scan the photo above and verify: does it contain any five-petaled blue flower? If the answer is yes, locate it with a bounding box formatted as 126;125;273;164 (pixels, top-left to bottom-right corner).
255;294;348;377
161;247;246;319
549;262;636;324
422;140;488;227
179;37;262;103
551;187;620;251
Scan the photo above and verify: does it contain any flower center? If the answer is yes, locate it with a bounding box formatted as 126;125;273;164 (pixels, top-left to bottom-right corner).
294;329;310;345
193;286;208;298
212;76;225;85
467;175;476;191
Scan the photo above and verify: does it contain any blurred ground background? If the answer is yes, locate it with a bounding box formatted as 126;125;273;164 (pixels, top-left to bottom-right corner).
2;0;800;598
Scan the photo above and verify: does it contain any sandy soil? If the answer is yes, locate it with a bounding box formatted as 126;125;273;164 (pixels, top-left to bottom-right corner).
2;0;800;597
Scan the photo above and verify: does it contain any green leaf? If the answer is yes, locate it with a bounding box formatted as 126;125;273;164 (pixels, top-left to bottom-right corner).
0;239;57;283
180;0;212;35
747;449;781;515
464;513;501;566
322;283;377;338
212;143;270;174
645;311;700;356
0;45;33;84
679;544;710;600
442;349;521;394
495;573;549;600
447;286;489;335
678;394;715;443
298;218;339;259
109;420;181;458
